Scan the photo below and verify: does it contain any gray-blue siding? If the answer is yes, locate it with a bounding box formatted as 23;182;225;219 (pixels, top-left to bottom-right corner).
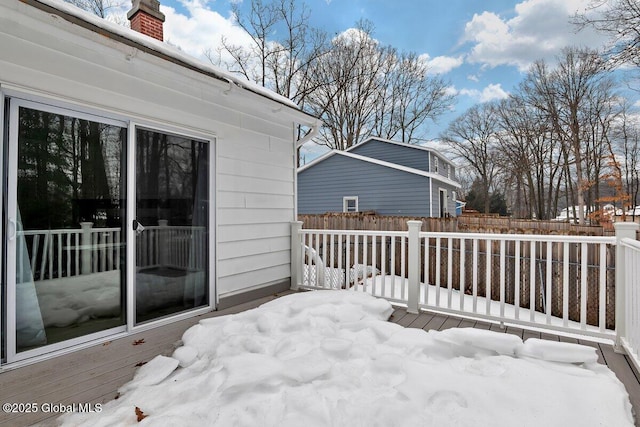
298;154;432;216
349;139;430;172
429;182;459;217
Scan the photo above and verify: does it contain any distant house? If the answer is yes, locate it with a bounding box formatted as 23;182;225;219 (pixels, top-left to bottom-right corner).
298;138;461;217
0;0;318;366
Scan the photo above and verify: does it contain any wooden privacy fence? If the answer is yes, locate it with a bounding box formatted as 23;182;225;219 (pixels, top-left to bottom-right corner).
290;221;640;340
299;213;608;235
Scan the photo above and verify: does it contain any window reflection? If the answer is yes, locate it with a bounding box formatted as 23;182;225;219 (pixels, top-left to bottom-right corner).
135;128;209;324
15;107;127;352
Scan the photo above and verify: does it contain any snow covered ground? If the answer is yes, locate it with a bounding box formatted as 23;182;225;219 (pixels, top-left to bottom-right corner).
59;291;633;426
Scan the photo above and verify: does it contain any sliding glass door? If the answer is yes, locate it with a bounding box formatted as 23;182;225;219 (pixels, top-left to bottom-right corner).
134;128;210;324
5;100;127;361
2;99;213;363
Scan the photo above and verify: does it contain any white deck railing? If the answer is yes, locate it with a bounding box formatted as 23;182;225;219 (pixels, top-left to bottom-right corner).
17;222;206;282
292;221;640;343
616;224;640;370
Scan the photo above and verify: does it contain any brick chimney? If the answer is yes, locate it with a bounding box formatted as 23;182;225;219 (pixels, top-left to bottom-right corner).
127;0;165;41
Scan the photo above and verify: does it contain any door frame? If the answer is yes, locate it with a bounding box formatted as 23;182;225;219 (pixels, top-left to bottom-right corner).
126;122;217;333
4;97;129;363
439;188;448;218
1;92;217;364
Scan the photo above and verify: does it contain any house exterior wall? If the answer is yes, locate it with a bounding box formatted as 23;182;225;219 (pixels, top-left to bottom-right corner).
430;180;459;218
0;0;307;300
298;154;431;216
349;138;430;172
429;152;456;182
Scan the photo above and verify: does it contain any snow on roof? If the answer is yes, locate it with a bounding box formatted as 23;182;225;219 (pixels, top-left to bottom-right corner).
298;149;461;188
348;137;457;168
32;0;301;111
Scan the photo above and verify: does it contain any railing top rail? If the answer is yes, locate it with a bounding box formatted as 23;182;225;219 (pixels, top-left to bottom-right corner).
418;231;615;244
21;229;85;236
298;228;616;244
299;229;407;238
21;225;205;235
621;237;640;251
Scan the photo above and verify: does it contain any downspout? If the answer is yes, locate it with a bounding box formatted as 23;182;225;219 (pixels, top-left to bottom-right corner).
428;151;433;217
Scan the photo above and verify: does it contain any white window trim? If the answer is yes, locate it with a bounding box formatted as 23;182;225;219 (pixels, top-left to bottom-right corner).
434;157;439;173
343;196;359;212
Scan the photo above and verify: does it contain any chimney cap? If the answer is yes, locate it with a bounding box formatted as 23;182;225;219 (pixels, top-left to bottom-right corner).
127;0;165;22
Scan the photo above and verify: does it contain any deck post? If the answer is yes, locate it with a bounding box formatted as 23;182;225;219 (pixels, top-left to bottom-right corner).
614;221;639;353
158;219;169;267
407;220;422;314
80;221;93;275
291;221;303;290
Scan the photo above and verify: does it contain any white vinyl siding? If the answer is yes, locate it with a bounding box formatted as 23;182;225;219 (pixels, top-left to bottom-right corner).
1;1;309;301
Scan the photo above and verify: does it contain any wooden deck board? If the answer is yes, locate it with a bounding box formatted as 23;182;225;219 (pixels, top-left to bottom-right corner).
406;312;435;329
489;323;506;333
505;326;524;339
439;316;462;331
599;345;640;424
457;319;477;329
395;312;419;328
423;313;448;331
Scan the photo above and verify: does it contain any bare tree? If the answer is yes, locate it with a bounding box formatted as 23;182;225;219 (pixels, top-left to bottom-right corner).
495;96;564;219
302;21;393;150
371;52;454;142
302;22;454;150
212;3;454;150
574;0;640;69
440;103;501;214
518;48;612;224
612;100;640;216
65;0;127;23
206;0;325;106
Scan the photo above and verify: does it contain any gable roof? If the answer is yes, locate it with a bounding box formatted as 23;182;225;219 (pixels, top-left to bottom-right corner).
27;0;310;116
298;150;461;188
347;137;457;168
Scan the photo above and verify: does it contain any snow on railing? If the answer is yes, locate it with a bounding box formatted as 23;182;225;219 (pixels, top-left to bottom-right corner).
292;220;627;340
616;222;640;370
18;222;205;282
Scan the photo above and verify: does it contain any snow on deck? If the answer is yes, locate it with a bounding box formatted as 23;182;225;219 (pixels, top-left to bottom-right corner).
56;290;633;427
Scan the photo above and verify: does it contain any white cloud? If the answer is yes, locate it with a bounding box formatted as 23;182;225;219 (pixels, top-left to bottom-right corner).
419;54;464;75
462;0;607;71
458;83;509;103
160;1;252;61
467;74;479;82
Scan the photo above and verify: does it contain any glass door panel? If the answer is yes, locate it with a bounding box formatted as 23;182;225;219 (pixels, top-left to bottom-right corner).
7;101;127;358
135;128;209;324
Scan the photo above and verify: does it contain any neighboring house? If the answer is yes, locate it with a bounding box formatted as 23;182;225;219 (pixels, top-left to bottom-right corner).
298;138;461;217
0;0;318;367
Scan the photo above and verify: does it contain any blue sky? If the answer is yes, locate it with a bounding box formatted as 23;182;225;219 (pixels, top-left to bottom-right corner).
145;0;628;155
